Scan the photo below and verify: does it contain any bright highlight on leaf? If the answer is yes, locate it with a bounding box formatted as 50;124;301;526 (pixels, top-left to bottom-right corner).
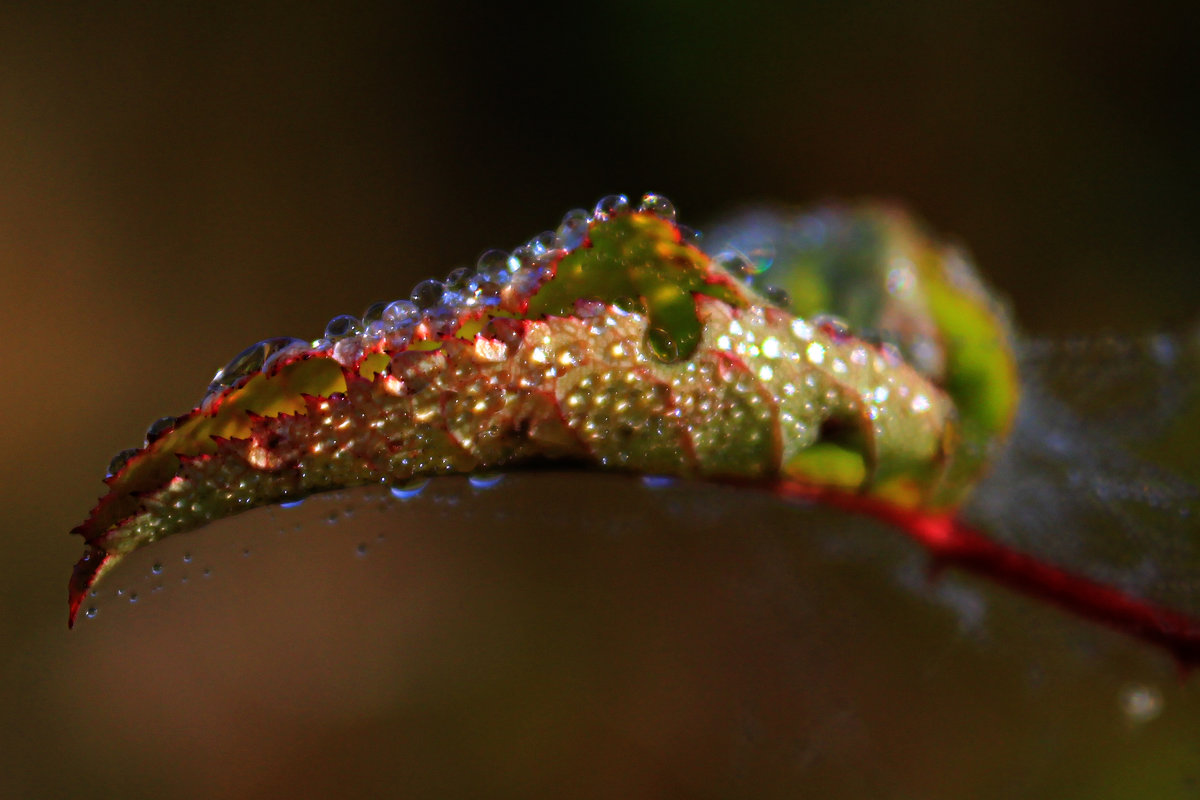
67;193;1200;667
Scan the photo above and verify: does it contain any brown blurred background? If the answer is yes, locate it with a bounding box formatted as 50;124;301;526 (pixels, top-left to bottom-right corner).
2;2;1198;798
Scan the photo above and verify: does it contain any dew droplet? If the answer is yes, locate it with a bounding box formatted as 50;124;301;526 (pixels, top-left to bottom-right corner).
128;592;139;604
445;267;474;292
84;606;98;619
711;249;755;280
592;194;630;220
641;475;675;489
144;416;176;445
411;279;446;309
814;314;852;342
390;479;429;500
355;543;368;557
645;327;680;362
260;338;309;374
382;299;420;328
105;448;139;480
764;285;791;309
468;472;504;489
325;314;362;339
208;337;304;395
476;249;511;283
638;193;676;221
151;562;163;575
333;338;364;368
361;301;389;325
182;552;193;564
527;230;558;255
556;209;590;250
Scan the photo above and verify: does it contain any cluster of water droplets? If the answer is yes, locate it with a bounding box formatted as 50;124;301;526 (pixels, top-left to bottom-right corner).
103;194;681;482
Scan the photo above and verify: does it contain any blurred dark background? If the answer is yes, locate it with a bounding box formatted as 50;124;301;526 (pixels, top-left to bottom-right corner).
1;2;1198;797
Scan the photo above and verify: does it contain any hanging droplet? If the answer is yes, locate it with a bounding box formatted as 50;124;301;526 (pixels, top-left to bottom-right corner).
468;472;504;489
638;193;676;222
390;479;429;500
592;194;630;221
105;448;139;480
324;314;363;339
410;279;446;310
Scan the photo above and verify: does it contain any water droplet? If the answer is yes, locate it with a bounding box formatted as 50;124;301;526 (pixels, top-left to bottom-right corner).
677;224;703;244
333;338;364;368
355;543;368;557
206;336;306;398
425;305;460;337
814;314;852;342
182;552;193;563
638;193;676;221
1120;684;1163;723
84;606;98;619
613;296;646;316
476;249;511;283
744;242;776;274
445;267;474;292
203;567;212;578
105;448;139;480
261;338;309;374
390;479;429;500
592;194;630;221
646;327;680;362
556;209;590;250
641;475;675;489
468;472;504;489
764;285;791;309
361;301;389;325
507;244;536;274
712;249;755;280
242;547;251;557
151;562;163;575
411;279;446;309
382;299;420;328
129;592;139;604
527;230;558;255
471;280;502;307
144;416;176;445
325;314;362;339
